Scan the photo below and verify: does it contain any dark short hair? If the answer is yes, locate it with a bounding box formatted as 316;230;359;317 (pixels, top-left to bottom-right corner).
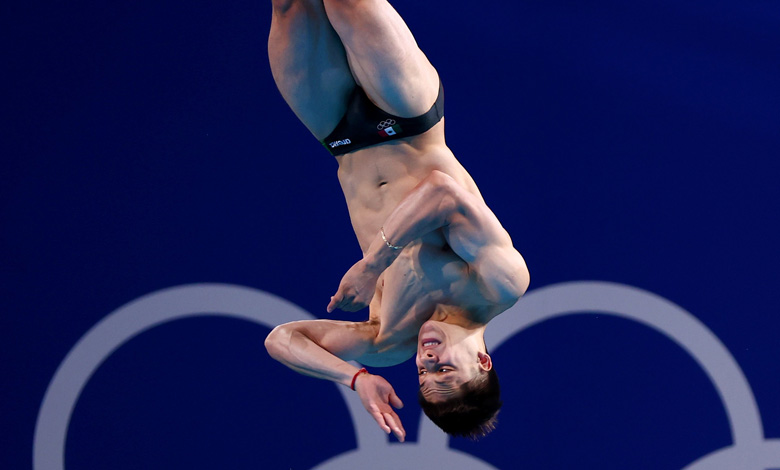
418;367;502;440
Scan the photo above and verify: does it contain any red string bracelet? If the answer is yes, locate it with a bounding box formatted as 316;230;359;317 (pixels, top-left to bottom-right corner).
350;368;368;391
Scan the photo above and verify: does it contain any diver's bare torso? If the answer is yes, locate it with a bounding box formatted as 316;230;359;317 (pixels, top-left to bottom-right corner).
336;128;504;367
335;120;483;251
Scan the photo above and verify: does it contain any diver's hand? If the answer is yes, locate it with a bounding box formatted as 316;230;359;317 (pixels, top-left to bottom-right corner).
354;372;405;442
327;259;379;313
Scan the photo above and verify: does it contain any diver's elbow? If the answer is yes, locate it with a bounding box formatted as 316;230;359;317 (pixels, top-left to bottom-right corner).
264;324;289;360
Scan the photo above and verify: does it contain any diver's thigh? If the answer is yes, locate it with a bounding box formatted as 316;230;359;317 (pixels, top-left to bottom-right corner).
324;0;439;118
268;0;355;138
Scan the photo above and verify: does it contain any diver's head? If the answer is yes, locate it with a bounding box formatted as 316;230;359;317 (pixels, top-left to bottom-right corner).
416;319;502;439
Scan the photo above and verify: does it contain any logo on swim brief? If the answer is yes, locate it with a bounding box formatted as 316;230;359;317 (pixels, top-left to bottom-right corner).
377;119;403;137
328;138;352;149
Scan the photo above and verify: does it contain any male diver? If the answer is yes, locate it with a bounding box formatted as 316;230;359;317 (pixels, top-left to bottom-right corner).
264;0;530;441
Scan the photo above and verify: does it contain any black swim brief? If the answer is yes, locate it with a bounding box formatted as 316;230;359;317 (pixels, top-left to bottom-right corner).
321;81;444;156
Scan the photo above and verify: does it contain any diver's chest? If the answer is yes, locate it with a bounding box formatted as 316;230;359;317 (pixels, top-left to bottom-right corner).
385;242;470;294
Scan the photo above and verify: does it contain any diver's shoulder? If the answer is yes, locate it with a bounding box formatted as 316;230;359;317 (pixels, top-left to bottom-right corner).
360;335;417;367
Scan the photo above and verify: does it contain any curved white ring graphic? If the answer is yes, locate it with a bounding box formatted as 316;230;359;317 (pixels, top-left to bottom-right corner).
488;281;762;444
34;281;780;469
33;284;313;470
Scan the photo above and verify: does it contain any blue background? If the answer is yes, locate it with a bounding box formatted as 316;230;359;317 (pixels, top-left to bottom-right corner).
3;1;779;468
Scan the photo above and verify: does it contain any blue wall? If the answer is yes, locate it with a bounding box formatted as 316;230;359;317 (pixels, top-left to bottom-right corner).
4;1;780;468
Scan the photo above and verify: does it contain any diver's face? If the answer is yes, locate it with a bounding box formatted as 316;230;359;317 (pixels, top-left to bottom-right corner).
415;321;491;403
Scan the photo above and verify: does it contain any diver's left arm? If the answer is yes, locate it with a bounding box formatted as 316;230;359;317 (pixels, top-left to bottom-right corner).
264;319;406;441
328;170;529;312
